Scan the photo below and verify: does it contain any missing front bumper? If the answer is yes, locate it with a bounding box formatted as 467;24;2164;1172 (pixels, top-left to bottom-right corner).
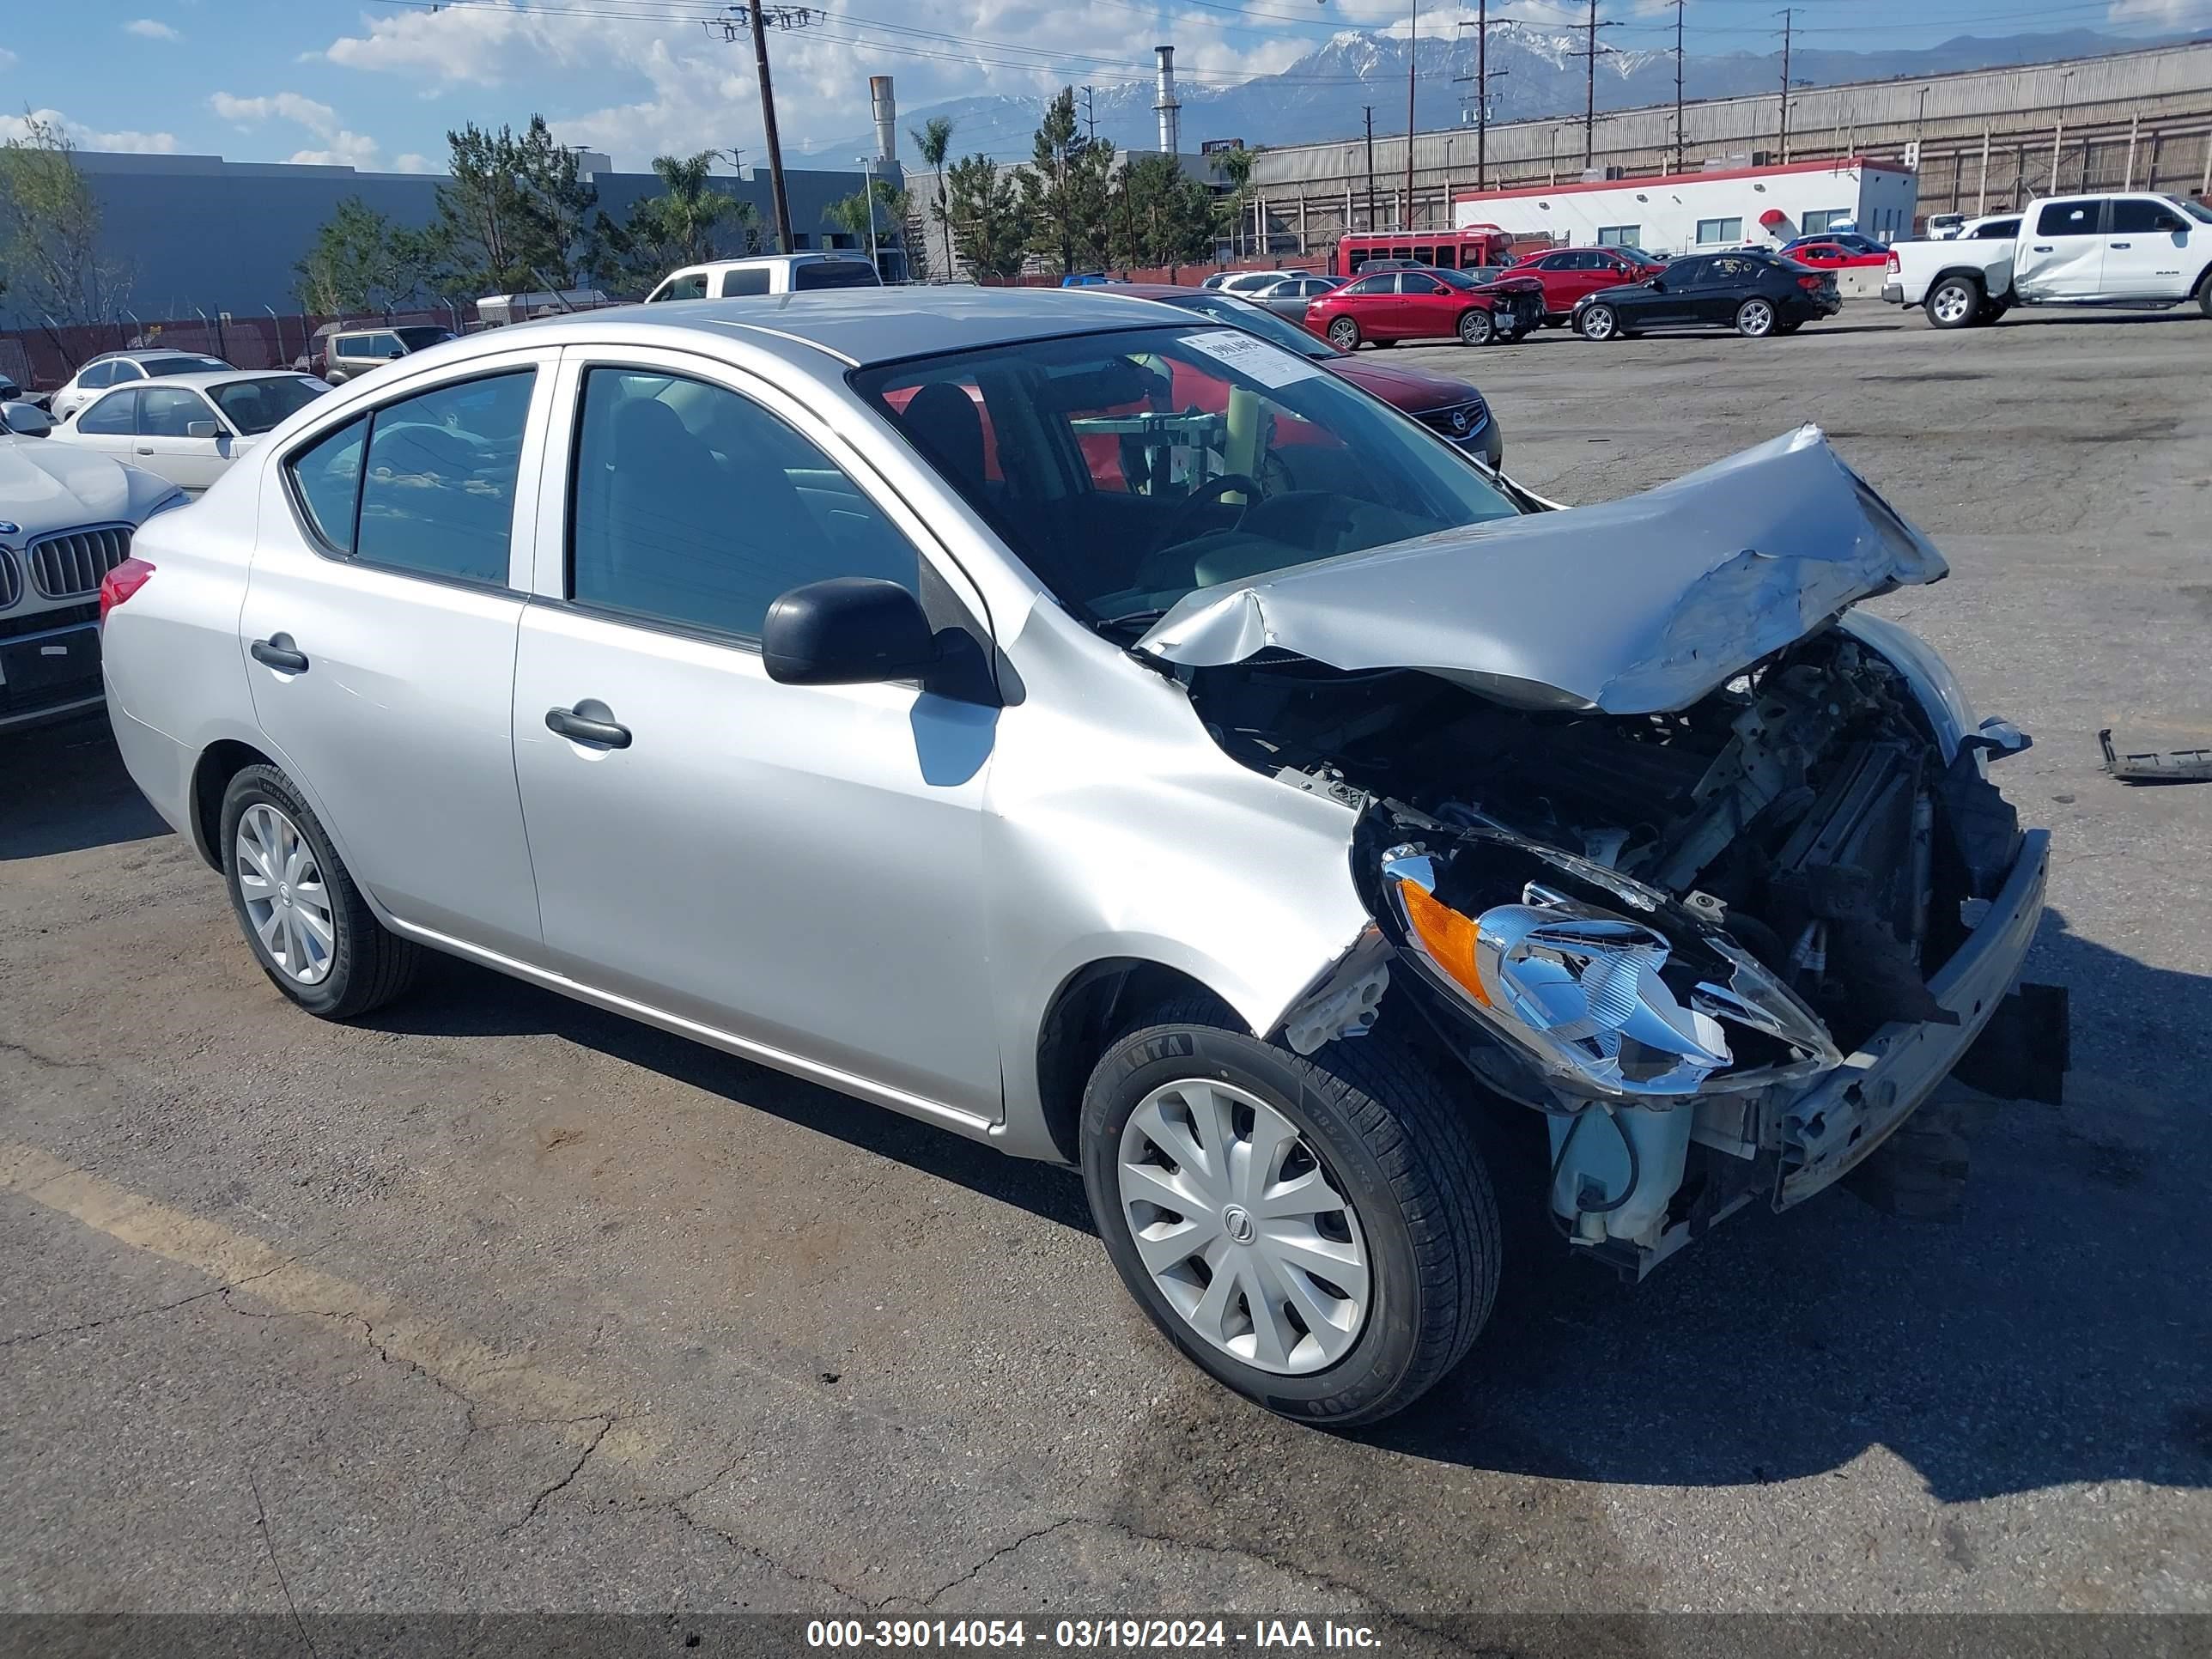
1773;827;2052;1210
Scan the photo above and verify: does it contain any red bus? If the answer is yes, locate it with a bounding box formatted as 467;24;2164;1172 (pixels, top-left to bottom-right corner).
1332;226;1513;277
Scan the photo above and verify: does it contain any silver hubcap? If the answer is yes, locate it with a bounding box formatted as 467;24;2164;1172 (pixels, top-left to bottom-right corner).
1933;284;1972;323
235;803;336;986
1330;323;1357;349
1462;313;1488;343
1583;308;1613;339
1116;1079;1370;1376
1741;301;1772;335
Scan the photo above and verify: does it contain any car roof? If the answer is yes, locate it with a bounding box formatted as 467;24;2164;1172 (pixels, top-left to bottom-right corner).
117;368;320;392
497;287;1186;369
85;348;227;367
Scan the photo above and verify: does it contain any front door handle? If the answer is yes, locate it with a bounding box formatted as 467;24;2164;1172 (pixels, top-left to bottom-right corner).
2033;245;2054;252
250;634;309;674
2111;241;2131;249
545;700;631;750
135;445;155;455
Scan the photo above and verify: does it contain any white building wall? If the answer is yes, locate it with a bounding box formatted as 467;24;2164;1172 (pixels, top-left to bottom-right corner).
1453;163;1920;255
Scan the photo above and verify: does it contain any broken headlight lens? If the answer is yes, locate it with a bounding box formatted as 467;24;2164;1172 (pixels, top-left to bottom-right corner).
1383;848;1838;1102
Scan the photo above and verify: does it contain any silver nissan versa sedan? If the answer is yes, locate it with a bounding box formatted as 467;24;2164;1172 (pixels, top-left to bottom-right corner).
101;289;2062;1425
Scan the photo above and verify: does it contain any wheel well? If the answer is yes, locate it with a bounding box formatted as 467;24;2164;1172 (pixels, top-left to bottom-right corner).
1929;266;1988;295
2192;261;2212;298
1033;959;1242;1164
189;739;275;869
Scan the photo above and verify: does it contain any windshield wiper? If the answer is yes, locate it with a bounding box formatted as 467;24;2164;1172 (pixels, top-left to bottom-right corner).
1093;606;1170;637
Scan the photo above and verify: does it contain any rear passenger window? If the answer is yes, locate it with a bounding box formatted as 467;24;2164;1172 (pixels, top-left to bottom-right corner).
76;390;137;435
568;367;917;643
140;387;210;437
284;370;534;586
2037;199;2102;236
720;268;772;296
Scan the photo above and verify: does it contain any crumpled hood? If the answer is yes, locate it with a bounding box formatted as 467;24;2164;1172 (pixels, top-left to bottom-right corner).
0;437;175;537
1135;425;1948;714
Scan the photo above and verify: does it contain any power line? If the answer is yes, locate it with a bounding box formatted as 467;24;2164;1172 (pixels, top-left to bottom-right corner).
1673;0;1686;173
704;3;817;250
1454;0;1510;191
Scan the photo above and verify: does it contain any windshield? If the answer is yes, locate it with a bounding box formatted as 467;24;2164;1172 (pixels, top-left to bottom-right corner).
210;375;327;434
1156;291;1334;359
143;356;231;378
854;325;1521;630
2166;196;2212;225
395;326;455;349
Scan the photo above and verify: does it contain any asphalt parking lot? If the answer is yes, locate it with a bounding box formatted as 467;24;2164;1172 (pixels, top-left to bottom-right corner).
3;301;2209;1645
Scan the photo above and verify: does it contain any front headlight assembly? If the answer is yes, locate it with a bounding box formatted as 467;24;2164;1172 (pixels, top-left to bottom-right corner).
1379;837;1839;1104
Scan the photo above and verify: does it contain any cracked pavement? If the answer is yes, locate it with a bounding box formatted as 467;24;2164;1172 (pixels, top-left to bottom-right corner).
2;305;2208;1634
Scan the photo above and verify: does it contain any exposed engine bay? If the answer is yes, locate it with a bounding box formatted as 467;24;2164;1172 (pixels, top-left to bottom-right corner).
1182;623;2045;1275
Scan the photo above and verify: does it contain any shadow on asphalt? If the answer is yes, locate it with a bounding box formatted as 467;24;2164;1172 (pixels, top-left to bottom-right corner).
24;725;2209;1504
1;714;171;861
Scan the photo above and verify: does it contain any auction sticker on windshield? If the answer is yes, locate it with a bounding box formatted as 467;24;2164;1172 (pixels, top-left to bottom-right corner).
1180;328;1322;389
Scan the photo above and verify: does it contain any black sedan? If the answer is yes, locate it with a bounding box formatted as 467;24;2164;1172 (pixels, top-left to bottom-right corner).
1571;250;1841;341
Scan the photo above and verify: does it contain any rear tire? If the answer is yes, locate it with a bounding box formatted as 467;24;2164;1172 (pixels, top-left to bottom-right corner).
1079;1000;1499;1427
1327;317;1362;351
1735;297;1777;337
1925;276;1982;329
220;764;420;1020
2197;272;2212;319
1578;304;1619;342
1456;307;1494;347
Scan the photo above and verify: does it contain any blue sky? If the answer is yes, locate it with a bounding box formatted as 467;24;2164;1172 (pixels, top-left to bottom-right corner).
1;0;2202;172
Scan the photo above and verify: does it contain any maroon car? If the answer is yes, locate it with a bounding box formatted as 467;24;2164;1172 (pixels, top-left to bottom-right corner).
1508;246;1668;324
1097;283;1505;469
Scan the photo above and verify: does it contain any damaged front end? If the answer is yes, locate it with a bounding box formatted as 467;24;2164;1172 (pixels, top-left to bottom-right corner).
1166;430;2063;1278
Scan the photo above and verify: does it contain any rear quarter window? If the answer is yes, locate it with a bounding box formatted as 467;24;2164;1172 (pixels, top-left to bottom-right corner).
2036;200;2102;236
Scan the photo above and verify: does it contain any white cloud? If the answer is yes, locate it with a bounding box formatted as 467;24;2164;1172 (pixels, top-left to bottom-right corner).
393;152;435;173
0;107;179;153
0;48;20;70
2106;0;2196;19
125;18;180;40
210;89;383;169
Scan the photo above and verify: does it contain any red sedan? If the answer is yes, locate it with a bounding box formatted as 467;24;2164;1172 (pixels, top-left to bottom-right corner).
1508;246;1668;323
1785;240;1892;271
1303;267;1524;350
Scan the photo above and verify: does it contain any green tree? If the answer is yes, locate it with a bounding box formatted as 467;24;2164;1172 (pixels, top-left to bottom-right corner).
1109;155;1215;269
910;115;957;282
823;178;908;267
945;154;1029;281
1018;88;1113;276
293;196;445;314
0;112;129;325
435;116;599;295
595;150;759;292
1215;143;1259;257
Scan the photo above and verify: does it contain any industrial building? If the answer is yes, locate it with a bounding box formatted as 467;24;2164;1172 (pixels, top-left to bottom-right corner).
1453;159;1920;256
1242;38;2212;254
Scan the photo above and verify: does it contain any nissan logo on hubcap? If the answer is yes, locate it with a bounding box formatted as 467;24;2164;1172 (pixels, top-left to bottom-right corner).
1222;1204;1257;1245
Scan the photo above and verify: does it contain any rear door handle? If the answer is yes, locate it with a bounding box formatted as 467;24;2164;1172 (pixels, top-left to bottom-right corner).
250;634;309;674
2033;245;2054;252
545;700;631;750
2111;241;2131;249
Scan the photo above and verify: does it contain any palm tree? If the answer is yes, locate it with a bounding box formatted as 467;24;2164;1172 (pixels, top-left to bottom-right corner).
911;116;957;281
647;150;735;266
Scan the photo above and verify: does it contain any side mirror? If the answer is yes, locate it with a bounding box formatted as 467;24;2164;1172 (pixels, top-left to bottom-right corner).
763;577;940;687
185;420;220;440
1646;277;1665;290
2154;215;2186;234
1;403;53;437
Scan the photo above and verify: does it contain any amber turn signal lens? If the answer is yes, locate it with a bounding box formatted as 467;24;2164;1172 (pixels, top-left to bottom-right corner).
1395;878;1490;1007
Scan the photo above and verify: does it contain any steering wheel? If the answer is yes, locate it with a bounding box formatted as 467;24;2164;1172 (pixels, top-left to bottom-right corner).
1157;471;1266;553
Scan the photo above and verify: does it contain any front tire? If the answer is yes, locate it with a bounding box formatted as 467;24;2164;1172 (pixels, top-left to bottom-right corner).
1926;276;1982;329
1735;297;1777;337
1326;318;1361;351
1080;1001;1499;1426
220;764;420;1019
1456;307;1494;347
1577;304;1619;341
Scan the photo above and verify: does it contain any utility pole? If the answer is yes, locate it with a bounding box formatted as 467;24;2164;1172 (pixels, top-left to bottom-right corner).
1777;8;1796;166
1454;2;1510;191
1364;105;1376;234
1079;85;1097;145
1674;0;1686;173
707;5;819;254
1404;0;1418;231
1582;1;1620;173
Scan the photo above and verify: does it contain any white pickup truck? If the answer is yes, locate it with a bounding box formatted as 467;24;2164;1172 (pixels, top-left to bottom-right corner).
1883;191;2212;328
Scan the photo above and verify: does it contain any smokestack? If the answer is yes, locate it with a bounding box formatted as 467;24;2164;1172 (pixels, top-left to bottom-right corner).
870;75;896;166
1153;46;1182;155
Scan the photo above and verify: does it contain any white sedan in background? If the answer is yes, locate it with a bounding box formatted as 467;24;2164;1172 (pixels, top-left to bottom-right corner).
52;370;332;493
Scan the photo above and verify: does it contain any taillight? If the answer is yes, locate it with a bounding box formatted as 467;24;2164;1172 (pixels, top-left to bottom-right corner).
99;557;155;624
1886;252;1900;273
1797;275;1823;292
